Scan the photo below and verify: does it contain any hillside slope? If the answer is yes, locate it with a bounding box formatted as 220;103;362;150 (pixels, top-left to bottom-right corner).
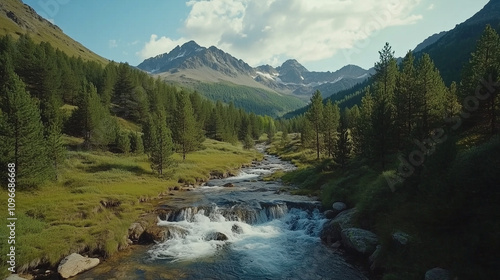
0;0;107;64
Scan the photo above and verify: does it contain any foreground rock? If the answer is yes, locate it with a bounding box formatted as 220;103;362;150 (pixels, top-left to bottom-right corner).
57;253;99;279
205;231;228;241
320;208;357;245
331;202;347;216
341;228;379;255
425;267;451;280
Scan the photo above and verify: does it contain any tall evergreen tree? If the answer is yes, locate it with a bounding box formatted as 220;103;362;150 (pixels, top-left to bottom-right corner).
112;63;136;119
0;70;50;188
306;90;324;160
372;43;398;168
460;25;500;134
45;118;65;180
173;91;203;160
414;54;447;141
394;51;417;148
67;83;117;148
146;111;174;175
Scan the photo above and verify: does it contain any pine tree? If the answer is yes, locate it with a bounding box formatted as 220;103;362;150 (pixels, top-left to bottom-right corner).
414;54;447;141
46;118;66;180
130;132;144;154
322;100;340;158
67;83;117;149
460;25;500;134
394;51;417;148
116;130;131;154
357;87;375;158
306;90;324;160
300;117;315;151
112;63;136;119
0;71;50;188
372;43;397;168
173;91;203;160
145;111;173;175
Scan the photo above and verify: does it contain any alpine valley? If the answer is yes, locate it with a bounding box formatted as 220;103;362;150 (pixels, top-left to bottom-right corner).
136;40;374;116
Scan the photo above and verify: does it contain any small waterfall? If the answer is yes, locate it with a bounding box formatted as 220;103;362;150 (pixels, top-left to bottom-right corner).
158;202;292;224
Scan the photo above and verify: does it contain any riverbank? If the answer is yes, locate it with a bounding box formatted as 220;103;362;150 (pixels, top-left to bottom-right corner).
267;132;500;279
0;139;261;279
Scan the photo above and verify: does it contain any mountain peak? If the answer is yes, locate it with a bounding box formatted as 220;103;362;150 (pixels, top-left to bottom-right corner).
279;59;309;73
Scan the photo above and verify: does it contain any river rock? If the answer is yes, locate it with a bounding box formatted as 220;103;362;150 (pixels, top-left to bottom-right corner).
205;231;228;241
324;210;337;219
320;208;357;245
425;267;451;280
341;228;379;255
332;202;347;214
128;222;145;242
392;231;410;247
57;253;100;279
223;183;235;188
232;224;243;234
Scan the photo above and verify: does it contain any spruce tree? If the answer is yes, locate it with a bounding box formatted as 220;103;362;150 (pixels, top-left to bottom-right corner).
46;118;66;180
372;43;397;168
130;132;144;154
146;111;174;175
67;83;116;149
394;51;417;148
0;71;50;188
306;90;324;160
460;25;500;134
414;54;447;141
173;91;203;160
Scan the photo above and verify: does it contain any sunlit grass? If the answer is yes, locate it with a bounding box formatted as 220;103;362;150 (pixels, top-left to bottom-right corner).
0;138;260;276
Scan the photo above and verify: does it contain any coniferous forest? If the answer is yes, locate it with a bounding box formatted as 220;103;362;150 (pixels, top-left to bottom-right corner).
272;25;500;279
0;34;276;187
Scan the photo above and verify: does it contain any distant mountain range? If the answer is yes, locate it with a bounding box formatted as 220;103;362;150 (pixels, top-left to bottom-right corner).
137;41;374;101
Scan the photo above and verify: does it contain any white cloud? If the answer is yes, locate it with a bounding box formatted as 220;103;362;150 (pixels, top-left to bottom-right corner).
427;4;435;10
137;0;423;66
136;34;188;60
109;39;118;48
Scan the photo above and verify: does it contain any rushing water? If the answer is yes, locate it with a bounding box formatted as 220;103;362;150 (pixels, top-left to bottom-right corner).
75;147;368;280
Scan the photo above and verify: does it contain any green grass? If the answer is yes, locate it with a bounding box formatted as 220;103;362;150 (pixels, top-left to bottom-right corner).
0;139;260;277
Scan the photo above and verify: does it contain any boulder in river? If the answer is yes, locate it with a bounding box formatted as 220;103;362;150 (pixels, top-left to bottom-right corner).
232;224;243;234
223;183;235;188
324;210;337;219
57;253;99;279
425;267;451;280
341;228;379;255
331;202;347;216
320;208;357;245
205;231;228;241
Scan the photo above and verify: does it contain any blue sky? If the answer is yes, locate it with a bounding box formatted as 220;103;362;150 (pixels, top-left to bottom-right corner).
24;0;489;72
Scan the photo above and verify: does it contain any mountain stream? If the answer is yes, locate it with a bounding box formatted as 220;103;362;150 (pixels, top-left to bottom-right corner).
74;146;368;280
